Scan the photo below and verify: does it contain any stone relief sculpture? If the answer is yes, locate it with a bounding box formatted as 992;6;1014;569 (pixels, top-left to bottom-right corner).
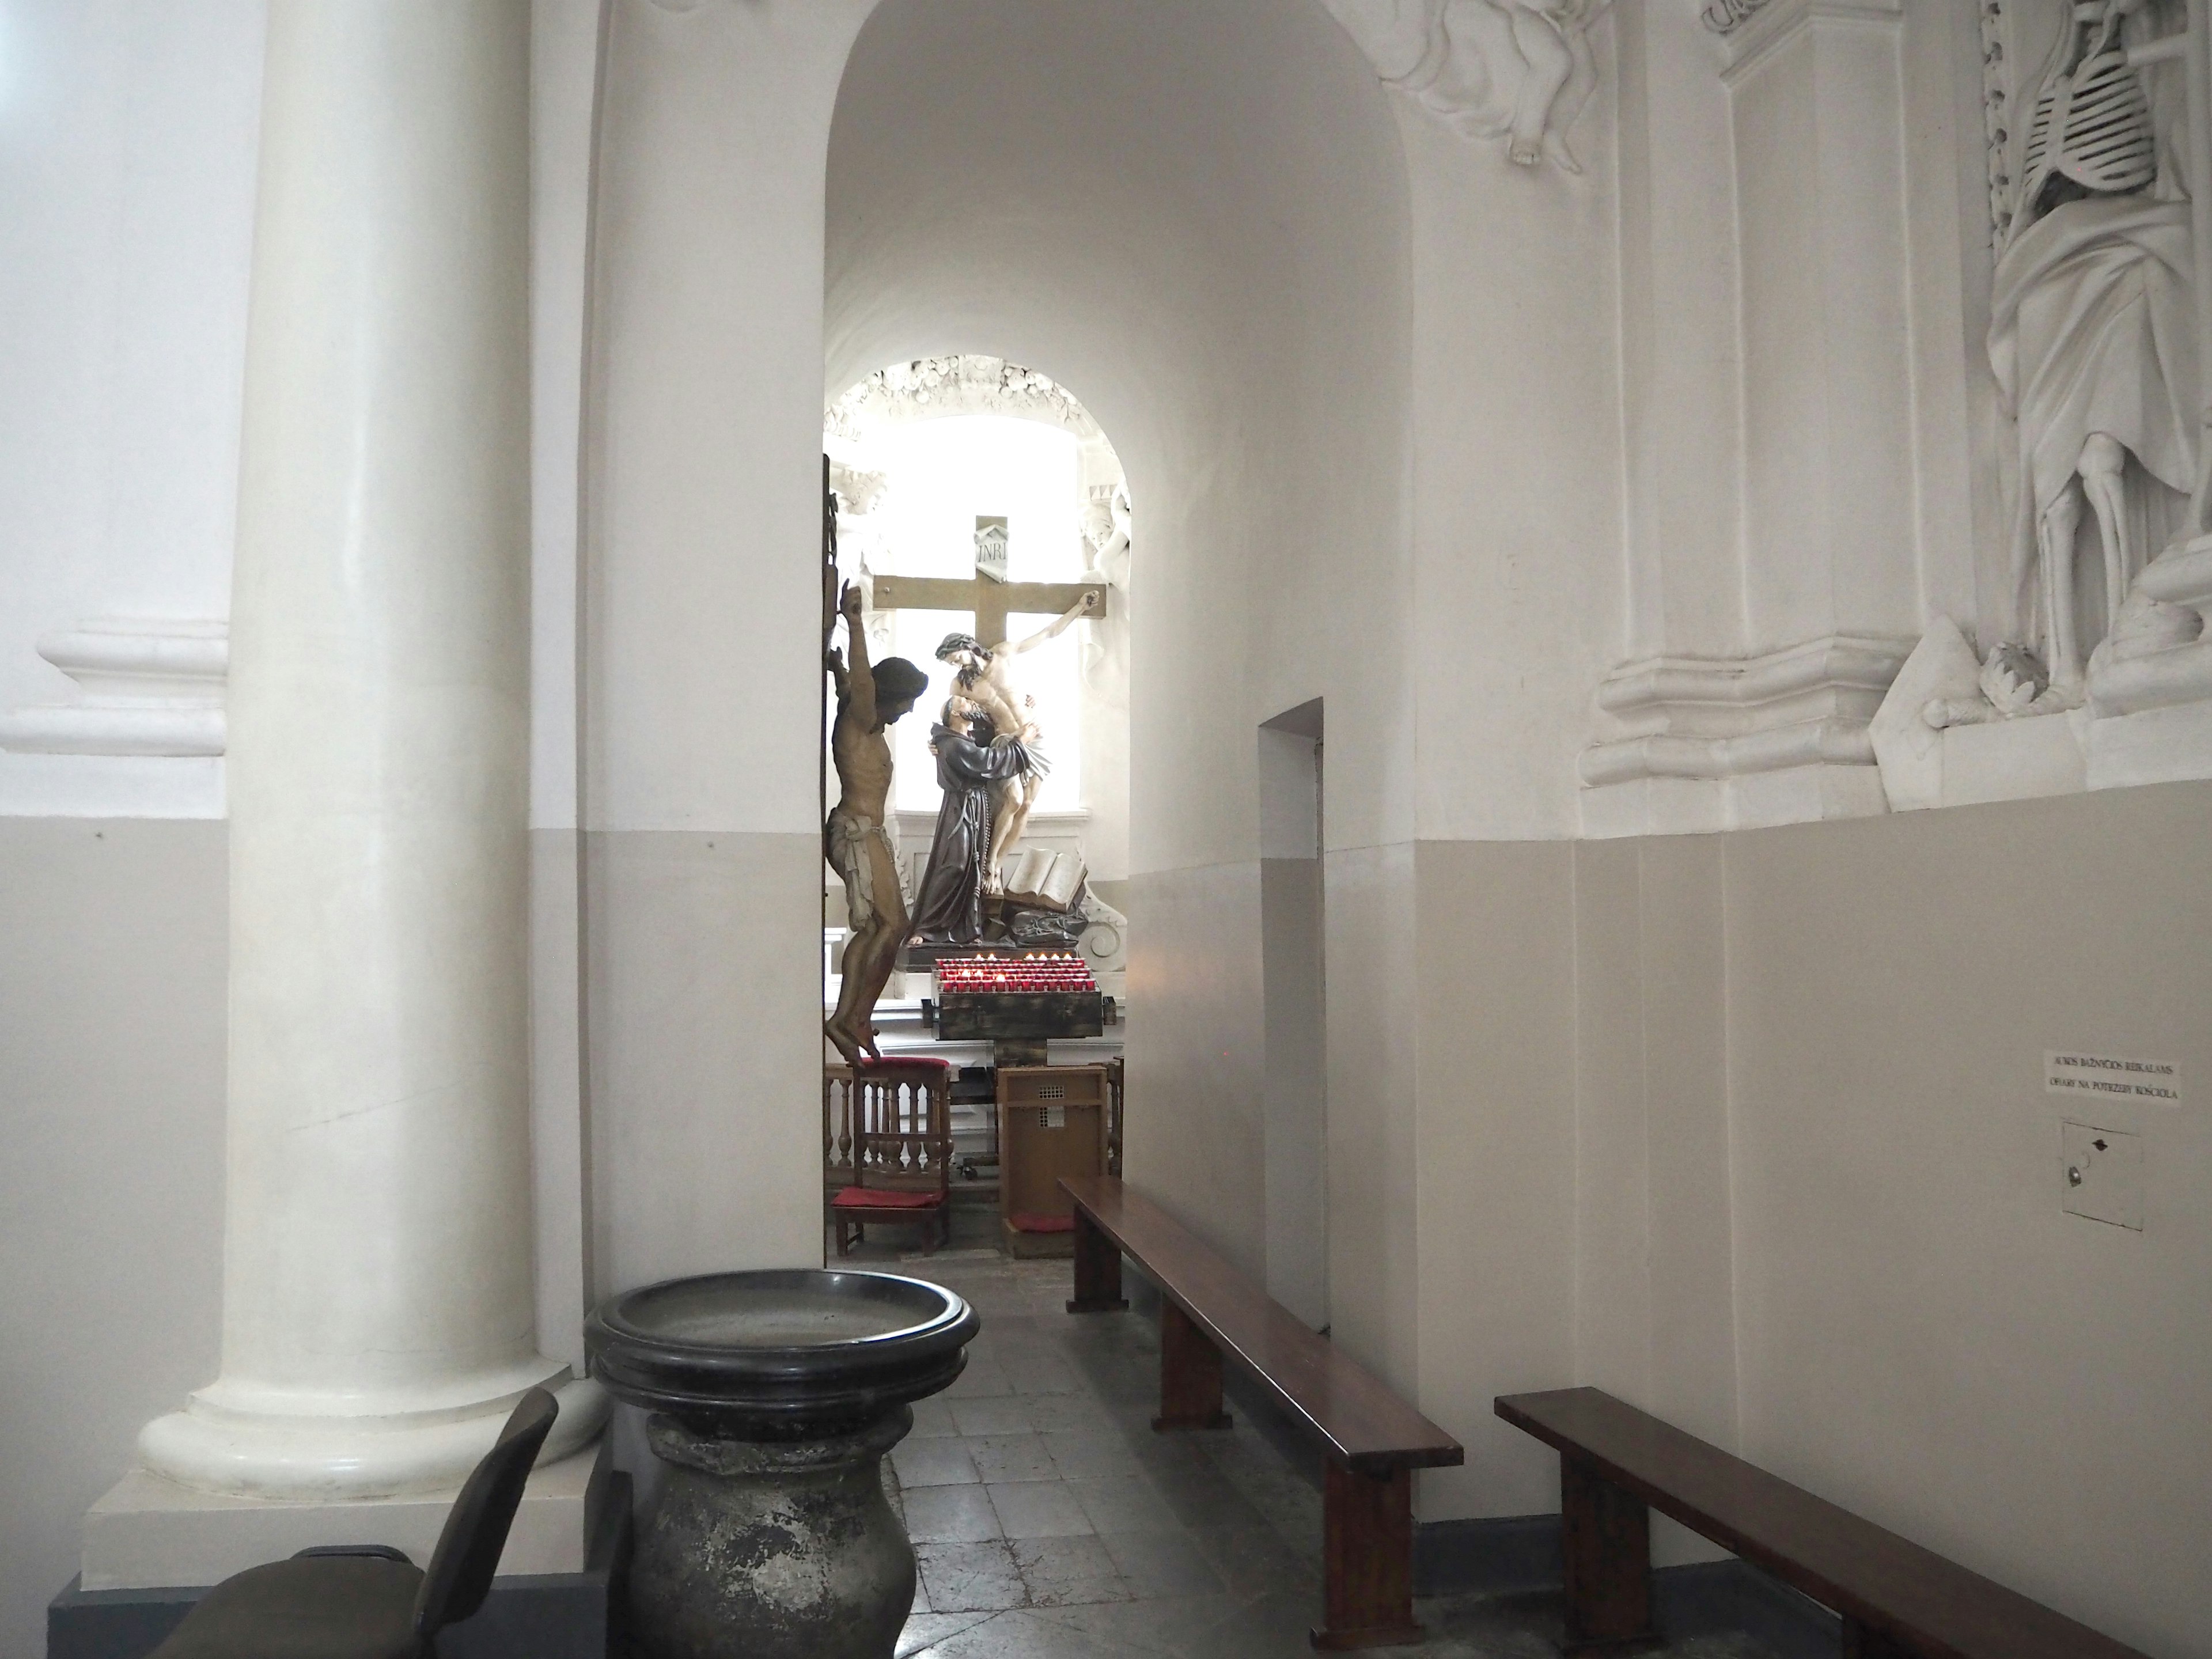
1078;483;1133;702
1991;0;2196;698
1323;0;1612;173
1874;0;2212;806
1922;0;2199;730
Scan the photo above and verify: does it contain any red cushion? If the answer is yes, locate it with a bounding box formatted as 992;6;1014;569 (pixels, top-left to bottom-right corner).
1008;1212;1075;1234
859;1056;953;1074
831;1186;944;1211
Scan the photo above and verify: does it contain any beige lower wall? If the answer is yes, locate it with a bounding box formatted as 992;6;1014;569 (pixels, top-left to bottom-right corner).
1326;843;1420;1395
12;782;2202;1653
580;828;824;1293
1122;861;1267;1278
1408;783;2212;1650
1725;781;2212;1656
1412;839;1575;1521
0;819;227;1659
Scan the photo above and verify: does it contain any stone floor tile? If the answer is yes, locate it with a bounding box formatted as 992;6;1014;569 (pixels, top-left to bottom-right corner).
968;1431;1058;1483
915;1607;1131;1659
1014;1534;1132;1607
987;1479;1094;1539
915;1541;1027;1613
1045;1429;1148;1480
950;1395;1034;1435
1186;1524;1320;1602
1141;1458;1273;1531
895;1435;982;1487
1096;1529;1228;1600
896;1611;996;1658
1068;1473;1181;1534
1023;1393;1105;1433
906;1482;1006;1544
1004;1349;1082;1395
908;1396;961;1438
945;1353;1015;1398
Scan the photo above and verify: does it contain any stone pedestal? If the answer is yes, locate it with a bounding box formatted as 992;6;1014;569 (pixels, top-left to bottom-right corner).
586;1269;980;1659
131;0;604;1519
632;1411;916;1659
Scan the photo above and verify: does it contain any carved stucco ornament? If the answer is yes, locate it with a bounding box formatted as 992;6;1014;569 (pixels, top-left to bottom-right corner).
1699;0;1774;33
1323;0;1612;173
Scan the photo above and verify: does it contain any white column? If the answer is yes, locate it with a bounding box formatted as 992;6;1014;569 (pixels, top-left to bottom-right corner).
140;0;604;1499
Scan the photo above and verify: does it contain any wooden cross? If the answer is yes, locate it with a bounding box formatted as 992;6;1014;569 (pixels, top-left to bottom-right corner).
869;570;1108;649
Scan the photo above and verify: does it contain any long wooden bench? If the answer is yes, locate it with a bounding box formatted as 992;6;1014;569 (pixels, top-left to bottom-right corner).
1061;1175;1463;1650
1495;1387;2153;1659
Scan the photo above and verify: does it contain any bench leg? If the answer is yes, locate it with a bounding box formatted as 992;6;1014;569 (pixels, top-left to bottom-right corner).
1560;1455;1657;1654
1152;1300;1233;1431
1066;1207;1128;1313
1841;1618;1916;1659
1310;1461;1422;1649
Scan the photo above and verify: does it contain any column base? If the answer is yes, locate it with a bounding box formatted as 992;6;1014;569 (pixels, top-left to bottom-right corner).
83;1433;614;1593
139;1366;608;1501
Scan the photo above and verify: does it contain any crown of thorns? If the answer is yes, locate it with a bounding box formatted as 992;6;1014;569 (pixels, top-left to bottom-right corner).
935;632;992;662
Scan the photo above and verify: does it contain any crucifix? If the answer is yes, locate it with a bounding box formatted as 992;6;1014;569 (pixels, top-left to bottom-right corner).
868;568;1109;646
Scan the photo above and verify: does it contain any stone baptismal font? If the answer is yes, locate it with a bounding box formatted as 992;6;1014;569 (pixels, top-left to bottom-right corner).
587;1270;980;1659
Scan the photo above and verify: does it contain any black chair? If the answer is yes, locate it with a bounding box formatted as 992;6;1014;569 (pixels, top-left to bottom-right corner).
149;1388;560;1659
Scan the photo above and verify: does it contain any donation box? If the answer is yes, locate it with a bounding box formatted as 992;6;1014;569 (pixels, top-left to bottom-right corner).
997;1065;1109;1257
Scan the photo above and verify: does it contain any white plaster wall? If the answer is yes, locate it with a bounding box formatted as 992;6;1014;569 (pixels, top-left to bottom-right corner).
1397;42;1625;843
0;0;263;819
578;0;877;1288
1611;0;1744;663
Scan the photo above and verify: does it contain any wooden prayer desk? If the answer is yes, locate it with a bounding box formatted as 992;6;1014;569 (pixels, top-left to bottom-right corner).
1061;1175;1463;1649
1495;1387;2154;1659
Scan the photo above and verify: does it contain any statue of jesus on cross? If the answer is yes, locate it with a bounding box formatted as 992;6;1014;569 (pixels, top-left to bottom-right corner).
870;554;1107;895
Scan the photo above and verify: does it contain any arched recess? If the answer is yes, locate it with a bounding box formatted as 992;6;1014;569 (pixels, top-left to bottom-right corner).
826;354;1134;881
825;0;1415;1305
574;0;1411;1338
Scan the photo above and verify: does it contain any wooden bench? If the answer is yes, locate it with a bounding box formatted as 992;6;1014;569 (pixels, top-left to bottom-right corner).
1495;1387;2153;1659
1062;1175;1463;1649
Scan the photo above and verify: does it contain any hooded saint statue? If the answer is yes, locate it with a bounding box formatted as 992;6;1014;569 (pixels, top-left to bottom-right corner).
909;699;1033;944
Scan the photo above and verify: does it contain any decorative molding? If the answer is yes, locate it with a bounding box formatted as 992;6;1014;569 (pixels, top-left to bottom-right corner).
0;618;227;757
1581;634;1913;787
1700;0;1774;34
1979;1;2016;247
826;356;1104;446
1322;0;1611;174
1714;0;1902;81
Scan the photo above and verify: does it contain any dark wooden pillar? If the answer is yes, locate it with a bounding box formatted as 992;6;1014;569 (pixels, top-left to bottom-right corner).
1311;1460;1422;1649
1841;1617;1918;1659
1152;1299;1232;1430
1066;1206;1127;1313
1560;1455;1657;1653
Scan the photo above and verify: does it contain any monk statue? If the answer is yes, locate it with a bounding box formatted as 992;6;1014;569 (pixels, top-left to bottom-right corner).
933;589;1098;892
908;694;1036;945
824;581;929;1068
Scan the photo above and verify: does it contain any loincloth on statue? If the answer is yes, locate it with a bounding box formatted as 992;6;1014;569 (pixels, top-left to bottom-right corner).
989;731;1050;781
825;809;900;930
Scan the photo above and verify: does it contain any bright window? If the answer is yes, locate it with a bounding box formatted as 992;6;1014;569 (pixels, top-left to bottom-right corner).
862;417;1086;814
